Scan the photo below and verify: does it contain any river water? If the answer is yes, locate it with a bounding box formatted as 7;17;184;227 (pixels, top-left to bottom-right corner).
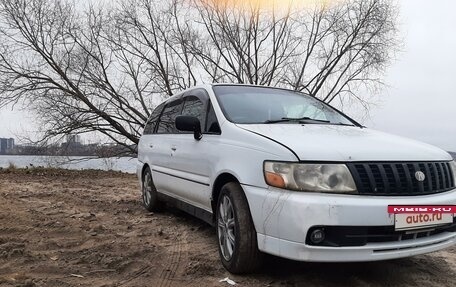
0;155;137;173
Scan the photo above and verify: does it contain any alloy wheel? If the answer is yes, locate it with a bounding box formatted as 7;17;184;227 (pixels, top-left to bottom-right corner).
143;172;152;206
218;195;236;261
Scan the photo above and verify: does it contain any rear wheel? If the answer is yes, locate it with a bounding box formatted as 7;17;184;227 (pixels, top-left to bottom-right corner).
142;167;161;212
216;182;262;274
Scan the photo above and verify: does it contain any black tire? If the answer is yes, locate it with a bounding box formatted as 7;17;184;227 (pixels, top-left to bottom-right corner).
216;182;263;274
142;167;162;212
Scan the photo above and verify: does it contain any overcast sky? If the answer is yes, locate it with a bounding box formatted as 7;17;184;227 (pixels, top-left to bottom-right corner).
365;0;456;152
0;0;455;151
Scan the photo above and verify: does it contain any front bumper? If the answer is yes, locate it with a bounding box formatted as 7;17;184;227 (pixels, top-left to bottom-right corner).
242;184;456;262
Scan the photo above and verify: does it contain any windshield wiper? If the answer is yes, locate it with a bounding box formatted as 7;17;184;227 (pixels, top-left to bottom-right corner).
333;122;356;127
264;117;331;124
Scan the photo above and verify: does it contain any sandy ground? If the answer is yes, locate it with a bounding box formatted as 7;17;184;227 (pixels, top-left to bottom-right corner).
0;168;455;287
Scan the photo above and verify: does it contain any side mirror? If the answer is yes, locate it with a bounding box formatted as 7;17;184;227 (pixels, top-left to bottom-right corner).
175;116;202;140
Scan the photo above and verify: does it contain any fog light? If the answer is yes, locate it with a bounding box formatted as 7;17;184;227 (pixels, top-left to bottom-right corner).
310;229;325;244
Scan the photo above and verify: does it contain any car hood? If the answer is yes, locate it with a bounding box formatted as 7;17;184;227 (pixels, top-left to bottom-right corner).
237;124;452;162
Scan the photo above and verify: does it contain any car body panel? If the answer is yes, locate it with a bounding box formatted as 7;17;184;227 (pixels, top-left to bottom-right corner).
257;231;456;262
243;183;456;261
237;124;452;162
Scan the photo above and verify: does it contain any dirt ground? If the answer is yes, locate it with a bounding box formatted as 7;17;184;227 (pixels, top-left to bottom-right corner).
0;168;455;287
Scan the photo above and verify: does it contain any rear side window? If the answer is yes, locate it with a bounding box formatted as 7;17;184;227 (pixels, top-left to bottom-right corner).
181;96;205;131
156;99;183;134
143;102;165;135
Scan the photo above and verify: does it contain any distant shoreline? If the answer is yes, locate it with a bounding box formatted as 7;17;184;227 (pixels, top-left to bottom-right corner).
0;155;136;173
0;166;134;177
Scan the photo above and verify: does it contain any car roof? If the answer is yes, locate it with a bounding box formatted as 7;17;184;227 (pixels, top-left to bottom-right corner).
210;83;313;95
161;83;310;106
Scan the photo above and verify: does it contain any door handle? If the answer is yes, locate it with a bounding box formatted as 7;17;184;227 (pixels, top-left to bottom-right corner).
171;147;177;151
149;144;154;148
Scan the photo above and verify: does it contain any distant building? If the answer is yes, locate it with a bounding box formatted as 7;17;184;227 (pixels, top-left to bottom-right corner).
7;138;14;150
66;134;81;144
0;139;4;154
0;138;15;154
60;134;84;155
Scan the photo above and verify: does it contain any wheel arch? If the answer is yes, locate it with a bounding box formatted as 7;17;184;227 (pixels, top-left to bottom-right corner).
141;163;150;182
211;172;241;217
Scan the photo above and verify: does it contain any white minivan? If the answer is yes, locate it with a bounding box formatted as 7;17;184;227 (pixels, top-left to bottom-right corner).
137;84;456;274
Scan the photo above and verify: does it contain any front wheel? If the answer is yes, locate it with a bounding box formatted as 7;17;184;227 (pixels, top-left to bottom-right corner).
216;182;263;274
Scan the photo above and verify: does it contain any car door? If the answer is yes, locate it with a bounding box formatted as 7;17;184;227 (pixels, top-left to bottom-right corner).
149;97;185;196
138;101;164;174
165;89;222;212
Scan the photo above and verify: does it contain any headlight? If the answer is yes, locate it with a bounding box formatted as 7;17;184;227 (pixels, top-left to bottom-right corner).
264;161;357;193
450;160;456;182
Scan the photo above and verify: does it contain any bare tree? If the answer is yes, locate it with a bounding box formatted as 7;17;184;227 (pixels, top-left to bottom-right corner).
0;0;194;152
0;0;143;152
188;0;300;85
189;0;398;104
0;0;399;153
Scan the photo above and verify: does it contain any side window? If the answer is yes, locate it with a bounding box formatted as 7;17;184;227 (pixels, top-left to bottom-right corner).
143;102;165;135
206;102;221;134
156;99;183;134
181;96;205;131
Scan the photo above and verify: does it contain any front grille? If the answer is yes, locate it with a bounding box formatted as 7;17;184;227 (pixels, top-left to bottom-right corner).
347;162;455;196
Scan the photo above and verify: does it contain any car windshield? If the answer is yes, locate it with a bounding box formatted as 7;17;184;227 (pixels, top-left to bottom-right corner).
213;85;355;125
